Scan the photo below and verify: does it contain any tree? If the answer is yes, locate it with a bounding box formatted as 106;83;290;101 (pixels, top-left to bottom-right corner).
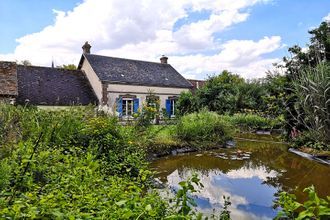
176;91;198;116
282;21;330;77
197;70;244;114
20;60;32;66
58;64;77;70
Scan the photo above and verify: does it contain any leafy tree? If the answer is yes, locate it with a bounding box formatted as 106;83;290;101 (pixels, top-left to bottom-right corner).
197;70;244;114
236;79;268;114
176;91;199;116
261;73;288;117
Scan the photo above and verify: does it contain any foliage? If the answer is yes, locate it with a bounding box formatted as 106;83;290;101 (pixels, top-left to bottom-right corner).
176;110;235;147
291;131;329;151
219;113;283;131
0;104;232;219
19;60;32;66
275;185;330;220
59;64;77;70
166;174;231;220
173;174;204;218
77;116;146;176
0;148;166;219
135;98;161;129
281;21;330;148
289;62;330;146
198;70;244;115
176;91;199;116
261;73;288;118
178;71;286;119
0;104;166;219
236;79;268;114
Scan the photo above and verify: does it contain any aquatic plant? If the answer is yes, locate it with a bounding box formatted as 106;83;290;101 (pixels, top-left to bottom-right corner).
176;110;235;147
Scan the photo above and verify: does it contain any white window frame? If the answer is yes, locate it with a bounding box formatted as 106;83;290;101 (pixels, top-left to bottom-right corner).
170;99;176;117
122;98;134;118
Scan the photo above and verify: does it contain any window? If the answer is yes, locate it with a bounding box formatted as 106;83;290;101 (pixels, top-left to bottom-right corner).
170;99;175;116
116;96;139;118
122;98;134;116
166;97;177;117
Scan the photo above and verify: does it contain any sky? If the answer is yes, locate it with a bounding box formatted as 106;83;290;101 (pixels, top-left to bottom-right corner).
0;0;329;79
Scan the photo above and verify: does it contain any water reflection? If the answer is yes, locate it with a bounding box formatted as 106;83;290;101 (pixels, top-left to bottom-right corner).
151;134;330;220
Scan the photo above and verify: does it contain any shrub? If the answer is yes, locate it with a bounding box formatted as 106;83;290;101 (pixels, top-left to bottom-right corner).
219;113;283;131
176;91;199;116
176;110;234;147
0;148;167;219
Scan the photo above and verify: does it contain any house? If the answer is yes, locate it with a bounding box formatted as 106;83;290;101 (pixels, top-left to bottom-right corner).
0;61;97;106
78;42;192;118
187;79;206;93
0;42;193;118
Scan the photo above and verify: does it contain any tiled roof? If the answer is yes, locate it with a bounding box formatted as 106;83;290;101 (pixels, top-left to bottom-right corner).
80;54;192;88
16;65;98;106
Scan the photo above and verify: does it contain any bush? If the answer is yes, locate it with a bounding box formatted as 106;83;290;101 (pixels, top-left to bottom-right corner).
0;148;166;219
176;91;199;116
176;110;234;147
77;116;147;176
219;113;283;131
0;105;167;219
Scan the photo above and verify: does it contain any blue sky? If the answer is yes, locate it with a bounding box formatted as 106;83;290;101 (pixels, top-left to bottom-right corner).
0;0;329;79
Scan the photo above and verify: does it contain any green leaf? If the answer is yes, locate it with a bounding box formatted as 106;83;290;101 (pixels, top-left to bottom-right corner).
115;200;127;206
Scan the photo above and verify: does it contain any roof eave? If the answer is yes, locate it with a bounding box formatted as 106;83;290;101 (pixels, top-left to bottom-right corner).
102;80;192;89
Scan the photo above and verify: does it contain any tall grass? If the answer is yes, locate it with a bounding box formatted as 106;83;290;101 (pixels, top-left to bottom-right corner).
176;110;234;147
219;113;283;131
291;62;330;145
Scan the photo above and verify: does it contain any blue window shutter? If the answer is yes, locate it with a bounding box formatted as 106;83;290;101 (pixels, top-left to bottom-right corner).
166;99;171;117
116;97;122;117
133;98;139;113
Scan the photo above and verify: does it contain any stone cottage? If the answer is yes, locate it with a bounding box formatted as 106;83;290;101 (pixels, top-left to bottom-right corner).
78;42;192;118
0;42;193;118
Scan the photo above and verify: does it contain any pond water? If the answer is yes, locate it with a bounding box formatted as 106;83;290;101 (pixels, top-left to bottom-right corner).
150;134;330;220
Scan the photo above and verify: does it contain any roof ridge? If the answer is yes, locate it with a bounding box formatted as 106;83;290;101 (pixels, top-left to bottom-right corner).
18;65;83;73
85;53;169;66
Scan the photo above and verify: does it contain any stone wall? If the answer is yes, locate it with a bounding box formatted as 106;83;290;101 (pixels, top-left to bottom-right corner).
0;61;18;97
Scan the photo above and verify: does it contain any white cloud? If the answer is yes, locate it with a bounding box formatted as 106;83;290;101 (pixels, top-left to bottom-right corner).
0;0;281;79
323;13;330;21
171;36;282;79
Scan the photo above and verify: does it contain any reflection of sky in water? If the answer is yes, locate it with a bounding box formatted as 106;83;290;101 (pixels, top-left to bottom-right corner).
166;166;279;220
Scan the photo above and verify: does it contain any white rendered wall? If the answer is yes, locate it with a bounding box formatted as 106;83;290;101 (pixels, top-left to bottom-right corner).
80;58;103;103
106;83;189;113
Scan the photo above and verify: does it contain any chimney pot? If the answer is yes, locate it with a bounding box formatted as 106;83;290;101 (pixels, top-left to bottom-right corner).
82;41;91;54
160;55;168;64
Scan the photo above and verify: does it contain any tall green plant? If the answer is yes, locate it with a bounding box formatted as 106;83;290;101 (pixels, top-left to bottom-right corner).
176;110;234;147
289;62;330;145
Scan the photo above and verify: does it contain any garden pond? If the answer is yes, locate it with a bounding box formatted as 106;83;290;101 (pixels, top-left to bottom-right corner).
150;133;330;220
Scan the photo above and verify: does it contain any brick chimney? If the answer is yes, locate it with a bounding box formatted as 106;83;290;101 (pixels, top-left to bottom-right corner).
82;41;91;54
160;55;168;64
